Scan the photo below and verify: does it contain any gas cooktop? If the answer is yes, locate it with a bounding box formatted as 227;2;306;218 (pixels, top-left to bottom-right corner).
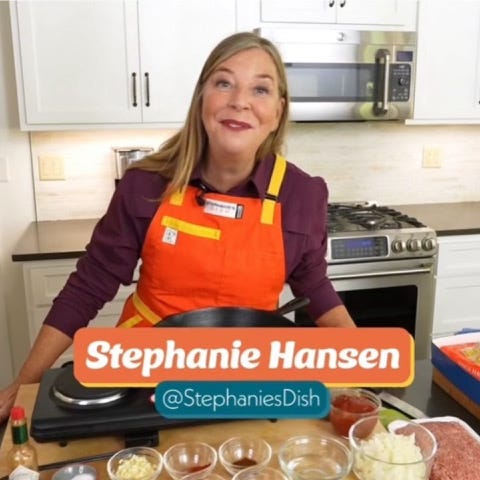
328;202;426;233
326;202;437;263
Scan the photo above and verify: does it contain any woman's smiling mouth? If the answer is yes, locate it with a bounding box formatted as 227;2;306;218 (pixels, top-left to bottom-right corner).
221;119;252;129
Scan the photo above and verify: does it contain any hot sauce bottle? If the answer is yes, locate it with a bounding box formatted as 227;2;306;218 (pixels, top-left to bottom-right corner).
7;406;39;480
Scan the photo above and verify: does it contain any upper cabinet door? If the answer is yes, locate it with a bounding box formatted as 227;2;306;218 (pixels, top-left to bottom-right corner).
240;0;417;30
412;0;480;123
138;0;236;124
336;0;417;27
11;1;141;127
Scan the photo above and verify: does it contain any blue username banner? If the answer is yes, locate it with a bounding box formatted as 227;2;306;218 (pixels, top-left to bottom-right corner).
155;381;330;419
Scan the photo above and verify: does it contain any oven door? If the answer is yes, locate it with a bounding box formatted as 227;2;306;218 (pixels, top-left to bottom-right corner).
328;257;435;360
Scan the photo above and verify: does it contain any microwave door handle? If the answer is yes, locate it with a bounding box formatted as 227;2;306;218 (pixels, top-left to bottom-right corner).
373;48;391;116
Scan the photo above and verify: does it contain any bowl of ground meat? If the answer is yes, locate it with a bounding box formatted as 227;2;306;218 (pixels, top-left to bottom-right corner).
390;416;480;480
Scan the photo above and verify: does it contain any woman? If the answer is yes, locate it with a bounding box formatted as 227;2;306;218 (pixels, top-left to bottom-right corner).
0;32;354;423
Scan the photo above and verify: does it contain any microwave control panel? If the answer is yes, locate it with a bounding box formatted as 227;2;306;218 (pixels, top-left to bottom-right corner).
390;64;411;102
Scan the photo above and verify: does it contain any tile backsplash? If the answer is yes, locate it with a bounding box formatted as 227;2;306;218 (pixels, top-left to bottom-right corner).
31;121;480;221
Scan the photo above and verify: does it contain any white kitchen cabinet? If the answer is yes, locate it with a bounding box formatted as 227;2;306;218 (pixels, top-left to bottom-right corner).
237;0;417;31
22;259;136;366
411;0;480;124
9;0;236;130
432;235;480;337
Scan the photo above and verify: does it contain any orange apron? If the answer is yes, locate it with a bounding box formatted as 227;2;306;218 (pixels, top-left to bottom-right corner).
117;155;287;328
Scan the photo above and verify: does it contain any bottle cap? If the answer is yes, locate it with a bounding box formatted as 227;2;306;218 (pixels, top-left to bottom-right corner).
10;406;26;421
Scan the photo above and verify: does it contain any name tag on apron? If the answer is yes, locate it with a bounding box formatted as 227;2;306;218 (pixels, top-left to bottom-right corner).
204;199;243;219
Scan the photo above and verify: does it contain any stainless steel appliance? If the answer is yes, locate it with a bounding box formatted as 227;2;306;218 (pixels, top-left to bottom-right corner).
113;147;154;180
296;203;437;360
257;28;416;121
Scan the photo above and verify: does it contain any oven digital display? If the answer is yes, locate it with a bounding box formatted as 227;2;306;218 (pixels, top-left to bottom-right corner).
331;236;389;260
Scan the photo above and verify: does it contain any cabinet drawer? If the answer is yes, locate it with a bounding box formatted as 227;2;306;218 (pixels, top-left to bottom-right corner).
433;275;480;336
436;235;480;277
23;259;76;307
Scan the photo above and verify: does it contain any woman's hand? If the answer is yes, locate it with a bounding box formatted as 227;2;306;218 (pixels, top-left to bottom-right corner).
0;382;20;424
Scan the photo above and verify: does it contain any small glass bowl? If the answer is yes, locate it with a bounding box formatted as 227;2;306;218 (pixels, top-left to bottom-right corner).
219;436;272;475
107;447;162;480
163;441;217;480
52;464;97;480
329;388;382;438
278;435;353;480
232;467;289;480
349;417;438;480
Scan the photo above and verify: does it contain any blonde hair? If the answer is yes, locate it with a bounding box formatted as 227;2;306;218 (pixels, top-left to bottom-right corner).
130;31;290;199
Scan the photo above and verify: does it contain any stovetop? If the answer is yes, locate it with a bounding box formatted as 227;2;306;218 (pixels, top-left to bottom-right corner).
30;365;229;446
326;202;437;263
328;202;426;233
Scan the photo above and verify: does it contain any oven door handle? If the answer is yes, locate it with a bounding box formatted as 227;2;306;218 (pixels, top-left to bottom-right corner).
329;266;432;281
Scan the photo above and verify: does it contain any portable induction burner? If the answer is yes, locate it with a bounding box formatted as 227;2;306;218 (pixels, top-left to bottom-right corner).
31;365;223;446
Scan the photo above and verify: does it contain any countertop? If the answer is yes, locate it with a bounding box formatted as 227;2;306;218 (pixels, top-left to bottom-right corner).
0;385;363;480
11;202;480;262
391;201;480;236
11;218;98;261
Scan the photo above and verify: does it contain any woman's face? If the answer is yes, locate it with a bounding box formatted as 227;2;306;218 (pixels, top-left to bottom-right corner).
201;48;284;163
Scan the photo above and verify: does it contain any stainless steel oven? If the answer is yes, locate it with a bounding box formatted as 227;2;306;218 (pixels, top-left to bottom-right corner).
328;256;435;360
294;203;437;360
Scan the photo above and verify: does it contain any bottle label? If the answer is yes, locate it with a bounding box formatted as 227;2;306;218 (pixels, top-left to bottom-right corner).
9;465;39;480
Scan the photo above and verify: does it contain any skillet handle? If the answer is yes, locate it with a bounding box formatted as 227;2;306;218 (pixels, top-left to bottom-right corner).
276;297;310;316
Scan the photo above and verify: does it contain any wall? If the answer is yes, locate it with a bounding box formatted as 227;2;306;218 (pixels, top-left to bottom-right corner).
31;121;480;221
0;2;36;384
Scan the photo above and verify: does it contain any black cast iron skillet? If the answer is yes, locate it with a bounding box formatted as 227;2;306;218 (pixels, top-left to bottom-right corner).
155;297;310;328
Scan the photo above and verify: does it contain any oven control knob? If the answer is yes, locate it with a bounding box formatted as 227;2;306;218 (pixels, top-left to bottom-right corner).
422;237;437;251
406;238;421;252
391;240;405;253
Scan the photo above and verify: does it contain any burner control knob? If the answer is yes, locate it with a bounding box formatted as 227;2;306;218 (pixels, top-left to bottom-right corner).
422;237;437;251
391;240;405;253
406;238;421;252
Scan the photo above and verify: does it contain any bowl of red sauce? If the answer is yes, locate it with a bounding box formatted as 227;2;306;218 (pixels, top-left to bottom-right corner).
329;388;381;438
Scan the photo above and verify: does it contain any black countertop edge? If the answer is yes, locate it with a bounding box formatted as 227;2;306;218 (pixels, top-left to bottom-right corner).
11;251;85;262
437;228;480;236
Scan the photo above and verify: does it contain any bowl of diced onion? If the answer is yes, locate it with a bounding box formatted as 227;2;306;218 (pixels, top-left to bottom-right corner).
107;447;163;480
348;416;437;480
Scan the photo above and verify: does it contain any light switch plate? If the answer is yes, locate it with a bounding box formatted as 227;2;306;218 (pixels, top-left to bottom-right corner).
38;155;65;181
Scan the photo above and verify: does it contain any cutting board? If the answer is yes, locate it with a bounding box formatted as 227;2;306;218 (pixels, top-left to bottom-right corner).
0;384;370;480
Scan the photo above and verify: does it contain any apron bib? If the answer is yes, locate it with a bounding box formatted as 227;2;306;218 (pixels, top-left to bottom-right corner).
117;155;287;327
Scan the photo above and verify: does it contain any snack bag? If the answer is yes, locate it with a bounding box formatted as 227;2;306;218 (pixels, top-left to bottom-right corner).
441;341;480;380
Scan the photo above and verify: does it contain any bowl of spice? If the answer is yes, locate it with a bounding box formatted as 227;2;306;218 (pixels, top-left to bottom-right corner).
219;436;272;475
163;441;217;480
329;388;381;438
107;447;162;480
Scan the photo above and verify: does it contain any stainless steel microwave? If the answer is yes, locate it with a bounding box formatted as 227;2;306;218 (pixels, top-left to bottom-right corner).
257;28;416;121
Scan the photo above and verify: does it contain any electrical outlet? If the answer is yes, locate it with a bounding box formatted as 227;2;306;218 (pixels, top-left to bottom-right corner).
422;146;442;168
38;155;65;180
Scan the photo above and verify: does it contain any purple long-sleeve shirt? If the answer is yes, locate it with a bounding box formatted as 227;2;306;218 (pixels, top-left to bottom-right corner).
44;154;342;337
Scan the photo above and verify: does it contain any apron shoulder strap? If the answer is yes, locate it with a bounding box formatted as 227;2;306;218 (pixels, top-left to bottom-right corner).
261;155;287;225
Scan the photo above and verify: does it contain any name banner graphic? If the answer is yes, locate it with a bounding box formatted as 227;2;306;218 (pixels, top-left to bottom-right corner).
73;327;414;387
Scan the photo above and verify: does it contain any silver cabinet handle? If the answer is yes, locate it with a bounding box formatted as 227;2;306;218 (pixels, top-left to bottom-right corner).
329;267;432;281
339;0;346;6
328;0;335;6
131;72;138;107
145;72;150;107
373;49;391;116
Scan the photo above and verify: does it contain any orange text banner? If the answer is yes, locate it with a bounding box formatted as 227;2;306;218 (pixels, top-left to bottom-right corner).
73;327;414;387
